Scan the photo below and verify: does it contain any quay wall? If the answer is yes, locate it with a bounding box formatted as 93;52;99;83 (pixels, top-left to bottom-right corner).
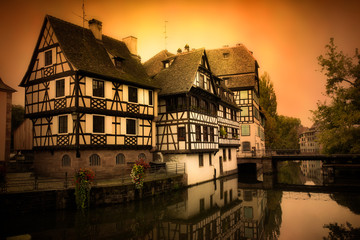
0;175;184;215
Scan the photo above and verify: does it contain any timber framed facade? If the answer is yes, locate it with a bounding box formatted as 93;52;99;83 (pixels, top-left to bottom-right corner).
144;49;240;185
207;45;266;157
20;15;159;177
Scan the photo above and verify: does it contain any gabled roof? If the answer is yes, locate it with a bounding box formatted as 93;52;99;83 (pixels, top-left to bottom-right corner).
143;50;175;78
206;44;258;76
145;49;205;96
21;15;157;89
0;78;16;93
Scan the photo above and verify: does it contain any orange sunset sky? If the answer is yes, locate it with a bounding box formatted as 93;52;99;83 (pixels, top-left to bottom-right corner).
0;0;359;127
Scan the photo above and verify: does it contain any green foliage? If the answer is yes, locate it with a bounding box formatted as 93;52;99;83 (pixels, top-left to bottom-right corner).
312;38;360;154
323;222;360;240
264;190;283;240
220;126;227;137
74;168;95;209
11;105;25;149
259;73;301;150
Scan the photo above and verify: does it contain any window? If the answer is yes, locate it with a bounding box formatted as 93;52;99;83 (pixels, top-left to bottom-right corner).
149;90;153;105
166;97;176;111
241;125;250;136
200;198;205;212
128;86;138;103
138;153;146;160
199;74;205;88
56;79;65;97
210;127;214;142
244;207;254;219
209;153;212;166
178;127;186;141
126;119;136;135
62;154;71;167
45;50;52;66
203;126;208;142
195;125;201;141
210;103;216;115
199;154;204;167
93;79;104;97
241;107;249;116
90;154;100;166
240;90;248;99
58;115;68;133
223;148;226;161
116;153;125;165
93;116;105;133
242;141;251;152
223;52;229;59
228;149;232;161
223;107;227;118
114;57;123;69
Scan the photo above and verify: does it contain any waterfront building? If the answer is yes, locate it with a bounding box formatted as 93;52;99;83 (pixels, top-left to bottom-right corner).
207;45;266;157
19;16;159;177
299;125;322;153
144;49;240;185
0;78;16;164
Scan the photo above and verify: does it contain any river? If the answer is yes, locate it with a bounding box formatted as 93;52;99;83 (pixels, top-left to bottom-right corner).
1;161;360;239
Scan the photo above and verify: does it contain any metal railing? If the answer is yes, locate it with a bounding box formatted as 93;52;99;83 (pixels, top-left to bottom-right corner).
0;162;185;193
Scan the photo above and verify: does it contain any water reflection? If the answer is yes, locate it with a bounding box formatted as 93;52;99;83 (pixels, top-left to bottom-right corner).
1;167;360;239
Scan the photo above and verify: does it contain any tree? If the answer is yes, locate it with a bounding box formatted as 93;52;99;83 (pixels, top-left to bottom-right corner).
11;105;25;150
312;38;360;154
260;72;301;150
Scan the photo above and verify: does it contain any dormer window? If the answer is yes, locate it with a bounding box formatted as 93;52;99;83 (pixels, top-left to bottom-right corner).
223;52;230;59
114;57;124;69
163;61;170;68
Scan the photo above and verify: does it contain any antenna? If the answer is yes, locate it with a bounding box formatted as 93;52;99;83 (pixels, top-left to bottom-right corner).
164;21;168;50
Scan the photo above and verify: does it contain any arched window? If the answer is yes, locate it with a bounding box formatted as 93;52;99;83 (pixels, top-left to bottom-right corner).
116;153;125;165
138;153;146;160
89;154;101;166
62;154;71;167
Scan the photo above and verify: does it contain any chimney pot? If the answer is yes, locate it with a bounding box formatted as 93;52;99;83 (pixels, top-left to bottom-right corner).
88;19;102;41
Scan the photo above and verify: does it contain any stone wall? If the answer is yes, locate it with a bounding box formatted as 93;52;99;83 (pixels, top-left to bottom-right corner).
0;175;184;215
33;149;153;178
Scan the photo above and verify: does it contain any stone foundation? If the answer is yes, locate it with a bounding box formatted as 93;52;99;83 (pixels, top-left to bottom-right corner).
33;149;153;178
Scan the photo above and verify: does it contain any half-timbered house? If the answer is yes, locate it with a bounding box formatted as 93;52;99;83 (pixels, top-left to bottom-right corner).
207;44;266;157
20;16;159;177
144;49;239;185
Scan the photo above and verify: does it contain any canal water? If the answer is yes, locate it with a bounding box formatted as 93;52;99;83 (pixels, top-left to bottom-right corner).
1;161;360;239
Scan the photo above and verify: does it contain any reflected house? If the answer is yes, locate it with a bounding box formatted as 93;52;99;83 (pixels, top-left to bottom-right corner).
207;45;266;157
144;49;239;185
300;160;323;185
19;16;159;177
158;176;242;239
238;188;266;239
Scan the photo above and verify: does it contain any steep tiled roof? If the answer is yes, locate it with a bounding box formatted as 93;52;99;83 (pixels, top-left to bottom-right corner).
0;78;16;93
145;49;204;96
21;15;157;89
143;50;175;78
206;44;257;76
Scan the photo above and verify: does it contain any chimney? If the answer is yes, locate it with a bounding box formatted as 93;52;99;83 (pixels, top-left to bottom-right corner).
88;19;102;41
123;36;138;56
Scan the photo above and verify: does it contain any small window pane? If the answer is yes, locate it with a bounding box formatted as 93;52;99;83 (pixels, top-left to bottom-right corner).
195;125;201;141
93;116;105;133
45;50;52;66
59;115;68;133
128;87;138;103
241;125;250;136
138;153;146;160
56;79;65;97
241;107;249;116
240;91;248;99
149;90;153;105
243;142;251;152
116;153;125;165
90;154;100;166
93;80;104;97
199;154;204;167
62;155;71;167
178;127;186;141
126;119;136;135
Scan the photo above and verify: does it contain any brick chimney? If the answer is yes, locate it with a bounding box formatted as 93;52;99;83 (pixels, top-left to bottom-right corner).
122;36;138;56
88;19;102;41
